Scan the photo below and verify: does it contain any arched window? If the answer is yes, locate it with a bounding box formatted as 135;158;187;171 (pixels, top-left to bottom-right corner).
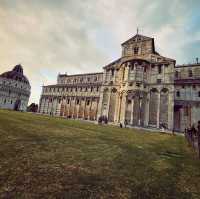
176;91;180;97
158;65;162;74
189;70;193;77
175;71;179;78
134;47;139;55
111;69;114;76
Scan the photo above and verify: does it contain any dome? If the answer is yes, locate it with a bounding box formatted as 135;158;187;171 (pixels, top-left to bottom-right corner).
0;64;30;85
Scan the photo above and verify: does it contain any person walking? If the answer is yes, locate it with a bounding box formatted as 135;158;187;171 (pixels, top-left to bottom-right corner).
191;124;197;148
124;119;128;128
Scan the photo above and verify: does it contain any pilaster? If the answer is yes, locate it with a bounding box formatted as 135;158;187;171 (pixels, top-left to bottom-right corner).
130;98;134;125
157;91;161;128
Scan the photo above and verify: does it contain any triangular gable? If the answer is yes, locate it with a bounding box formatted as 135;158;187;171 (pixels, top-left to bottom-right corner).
121;34;153;46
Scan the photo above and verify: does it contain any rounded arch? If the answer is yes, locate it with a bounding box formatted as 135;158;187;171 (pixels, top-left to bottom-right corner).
120;58;150;67
161;88;169;93
149;88;159;125
150;88;159;93
111;87;117;93
103;87;109;92
160;88;169;128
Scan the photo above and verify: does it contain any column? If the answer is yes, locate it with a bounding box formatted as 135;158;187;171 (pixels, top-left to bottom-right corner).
97;89;104;119
106;90;112;119
113;69;116;83
63;99;65;117
46;98;50;114
83;97;87;119
124;65;129;82
88;98;93;120
55;97;60;116
95;98;99;121
130;97;134;125
72;97;76;119
117;94;122;123
67;98;69;117
168;90;174;131
51;97;54;116
138;98;142;126
157;91;161;128
144;93;150;127
120;92;127;124
114;93;120;123
77;98;80;119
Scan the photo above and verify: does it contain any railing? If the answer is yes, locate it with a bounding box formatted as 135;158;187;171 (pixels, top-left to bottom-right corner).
185;129;200;158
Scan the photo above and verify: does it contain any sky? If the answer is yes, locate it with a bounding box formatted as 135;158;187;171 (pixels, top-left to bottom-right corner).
0;0;200;104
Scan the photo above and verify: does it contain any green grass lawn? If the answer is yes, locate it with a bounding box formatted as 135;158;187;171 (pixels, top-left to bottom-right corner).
0;110;200;199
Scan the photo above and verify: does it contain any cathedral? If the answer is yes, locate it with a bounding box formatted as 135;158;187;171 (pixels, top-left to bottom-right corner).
38;33;200;132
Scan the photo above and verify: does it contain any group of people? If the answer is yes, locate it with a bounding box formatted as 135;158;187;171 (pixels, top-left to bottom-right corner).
120;120;128;128
98;115;108;124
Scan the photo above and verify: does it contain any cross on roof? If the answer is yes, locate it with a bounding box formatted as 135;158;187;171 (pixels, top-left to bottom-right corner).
137;27;139;34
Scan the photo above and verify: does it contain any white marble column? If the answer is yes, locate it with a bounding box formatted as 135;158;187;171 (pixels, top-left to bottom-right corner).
157;91;161;128
138;98;142;126
95;99;99;121
72;97;76;118
113;93;120;123
120;92;127;124
106;90;112;119
97;89;104;119
77;98;80;119
130;98;134;125
168;90;174;131
67;98;70;117
83;97;86;119
88;98;92;120
144;93;150;127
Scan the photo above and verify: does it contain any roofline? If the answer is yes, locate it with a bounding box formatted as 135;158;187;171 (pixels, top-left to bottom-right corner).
58;72;103;77
103;58;121;69
121;34;154;46
175;63;200;68
43;82;102;88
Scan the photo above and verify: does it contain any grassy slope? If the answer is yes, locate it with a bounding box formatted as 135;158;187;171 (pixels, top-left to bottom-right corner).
0;110;200;199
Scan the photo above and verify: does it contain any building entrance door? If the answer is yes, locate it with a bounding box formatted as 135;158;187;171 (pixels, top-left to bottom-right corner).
14;99;21;111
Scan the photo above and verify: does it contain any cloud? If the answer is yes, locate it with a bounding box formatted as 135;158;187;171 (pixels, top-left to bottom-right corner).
0;0;200;103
